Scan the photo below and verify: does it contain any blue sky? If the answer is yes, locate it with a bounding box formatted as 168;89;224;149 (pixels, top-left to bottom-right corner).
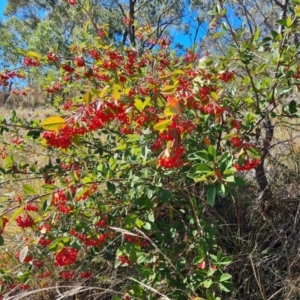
0;1;6;17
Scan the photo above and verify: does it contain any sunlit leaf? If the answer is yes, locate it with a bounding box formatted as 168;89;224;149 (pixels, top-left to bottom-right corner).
40;116;65;131
210;91;218;101
112;84;122;100
153;119;171;132
25;51;41;60
83;91;92;106
23;184;37;195
161;85;177;93
10;205;25;223
100;85;110;98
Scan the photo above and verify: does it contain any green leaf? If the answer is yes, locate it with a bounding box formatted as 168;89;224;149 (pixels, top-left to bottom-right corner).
258;63;268;73
106;181;116;194
220;273;232;282
42;197;51;211
161;85;177;93
10;205;25;223
143;222;152;230
124;214;138;229
41;116;65;131
4;156;14;169
276;16;292;28
23;184;37;195
83;91;92;106
41;184;56;190
153;119;171;132
203;279;213;288
172;69;185;75
82;177;93;184
134;98;151;112
100;85;109;98
194;164;213;172
234;177;245;187
253;27;260;41
135;219;144;228
219;282;232;292
289;100;297;114
112;84;122;100
207;186;216;206
210;91;218;101
0;235;3;246
25;50;41;59
247;147;262;158
223;175;234;183
206;289;215;300
223;168;235;176
208;145;216;158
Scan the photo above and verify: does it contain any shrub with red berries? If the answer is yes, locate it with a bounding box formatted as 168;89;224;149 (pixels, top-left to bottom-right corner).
1;3;296;297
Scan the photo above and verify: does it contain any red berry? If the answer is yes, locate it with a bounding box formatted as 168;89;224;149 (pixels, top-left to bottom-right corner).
68;0;76;5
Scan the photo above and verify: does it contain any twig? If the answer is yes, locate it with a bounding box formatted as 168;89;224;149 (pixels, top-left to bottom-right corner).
249;253;266;300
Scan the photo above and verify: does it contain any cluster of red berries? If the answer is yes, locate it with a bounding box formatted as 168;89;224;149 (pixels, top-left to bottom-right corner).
134;107;159;127
232;119;242;130
169;116;196;135
98;28;106;38
23;57;40;67
55;247;78;266
200;103;226;115
47;52;59;62
118;255;131;265
60;270;75;280
33;260;43;268
37;271;51;278
16;215;35;228
63;100;73;110
45;82;62;93
61;63;75;73
158;146;185;168
80;271;92;279
51;189;74;213
43;122;86;149
0;70;24;86
38;237;52;246
184;50;199;63
95;217;108;228
199;85;214;102
12;89;27;96
70;228;107;246
75;183;97;201
230;137;243;147
25;203;38;212
234;159;260;171
217;70;234;82
149;139;165;152
74;56;85;67
88;49;100;60
68;0;76;5
123;16;132;26
124;234;149;247
157;37;171;48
